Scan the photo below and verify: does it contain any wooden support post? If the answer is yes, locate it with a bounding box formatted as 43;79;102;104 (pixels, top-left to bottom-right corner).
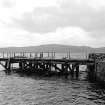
42;63;45;72
49;62;51;72
5;59;11;73
19;62;22;69
71;64;75;78
22;62;25;71
7;58;11;70
64;63;69;78
54;64;57;72
29;62;32;69
35;62;38;72
33;61;36;71
61;64;65;75
76;65;79;78
5;61;8;69
46;63;49;71
45;63;51;76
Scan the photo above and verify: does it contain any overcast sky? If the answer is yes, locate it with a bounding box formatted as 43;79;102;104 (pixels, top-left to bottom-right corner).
0;0;105;47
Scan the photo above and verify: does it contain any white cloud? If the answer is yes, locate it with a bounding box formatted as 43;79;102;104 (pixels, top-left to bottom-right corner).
0;0;105;47
11;0;105;34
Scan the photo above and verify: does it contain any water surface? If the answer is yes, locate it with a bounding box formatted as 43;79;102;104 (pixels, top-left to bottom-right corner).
0;53;105;105
0;70;105;105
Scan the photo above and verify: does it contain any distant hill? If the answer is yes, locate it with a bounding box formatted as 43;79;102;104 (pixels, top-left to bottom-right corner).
0;44;105;53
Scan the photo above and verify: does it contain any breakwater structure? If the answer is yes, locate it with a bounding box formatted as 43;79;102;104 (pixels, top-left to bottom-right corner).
88;53;105;82
0;52;104;81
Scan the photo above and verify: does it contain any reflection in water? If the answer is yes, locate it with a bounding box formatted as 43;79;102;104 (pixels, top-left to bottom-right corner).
0;70;105;105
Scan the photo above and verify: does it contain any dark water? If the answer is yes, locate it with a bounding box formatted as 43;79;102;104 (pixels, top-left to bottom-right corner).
0;70;105;105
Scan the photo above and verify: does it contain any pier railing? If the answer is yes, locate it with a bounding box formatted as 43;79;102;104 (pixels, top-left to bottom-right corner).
0;52;56;59
0;51;89;60
0;51;73;59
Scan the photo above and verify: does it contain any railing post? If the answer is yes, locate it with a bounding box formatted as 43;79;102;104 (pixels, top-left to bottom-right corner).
7;52;8;58
48;52;49;58
14;52;15;58
69;51;70;59
3;52;4;58
30;52;32;58
35;52;37;58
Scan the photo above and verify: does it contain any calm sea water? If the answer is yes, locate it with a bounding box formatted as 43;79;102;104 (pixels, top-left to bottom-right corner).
0;53;105;105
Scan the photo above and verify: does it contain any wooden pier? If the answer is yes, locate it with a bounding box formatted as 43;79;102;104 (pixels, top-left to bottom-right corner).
0;52;97;79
